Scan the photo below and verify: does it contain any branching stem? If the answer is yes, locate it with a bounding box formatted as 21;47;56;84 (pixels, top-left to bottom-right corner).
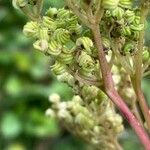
132;2;150;130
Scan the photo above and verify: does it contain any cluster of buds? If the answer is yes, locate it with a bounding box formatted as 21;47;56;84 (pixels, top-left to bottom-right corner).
46;91;124;149
102;0;146;55
23;8;101;81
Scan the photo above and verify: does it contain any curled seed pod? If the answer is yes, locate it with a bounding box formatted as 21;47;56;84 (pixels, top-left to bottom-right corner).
132;31;140;40
57;72;75;87
39;28;49;41
142;47;150;62
69;24;82;35
121;26;131;36
102;0;119;10
23;21;39;38
77;51;95;78
122;42;134;54
63;41;76;54
12;0;28;8
77;51;94;69
74;24;83;35
130;24;144;31
53;28;70;44
66;15;78;25
51;61;67;75
112;7;124;20
124;10;135;24
48;40;62;56
57;8;72;19
42;16;57;30
76;37;93;55
46;7;58;18
58;52;74;64
134;16;140;24
102;37;111;51
119;0;132;9
33;40;48;53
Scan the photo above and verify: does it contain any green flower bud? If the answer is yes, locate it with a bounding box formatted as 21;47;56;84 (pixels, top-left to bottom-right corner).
46;7;58;18
49;93;60;103
142;47;150;62
48;40;62;56
112;7;124;20
81;85;99;99
45;108;56;117
71;103;84;115
115;125;124;133
102;0;119;10
97;90;108;102
57;109;73;123
51;61;67;75
93;126;101;134
23;21;39;38
119;0;132;9
42;16;57;31
33;40;48;52
75;113;94;128
72;95;83;104
54;28;70;44
76;37;93;55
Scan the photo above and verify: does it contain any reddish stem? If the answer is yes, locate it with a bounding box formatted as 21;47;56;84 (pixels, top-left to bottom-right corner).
92;24;150;150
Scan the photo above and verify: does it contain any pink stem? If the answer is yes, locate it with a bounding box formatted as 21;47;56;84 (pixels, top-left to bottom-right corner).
92;24;150;150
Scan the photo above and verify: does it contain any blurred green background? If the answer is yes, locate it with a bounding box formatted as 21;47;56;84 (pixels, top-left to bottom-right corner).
0;0;150;150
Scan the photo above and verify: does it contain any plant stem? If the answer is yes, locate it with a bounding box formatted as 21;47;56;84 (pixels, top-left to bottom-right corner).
133;2;150;130
65;0;150;148
36;0;44;16
91;24;150;150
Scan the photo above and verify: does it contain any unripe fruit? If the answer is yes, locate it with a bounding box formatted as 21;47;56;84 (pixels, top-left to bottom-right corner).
119;0;132;9
102;0;119;10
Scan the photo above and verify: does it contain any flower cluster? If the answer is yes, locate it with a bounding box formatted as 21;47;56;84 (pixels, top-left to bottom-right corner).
23;8;101;82
13;0;150;149
46;90;124;149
